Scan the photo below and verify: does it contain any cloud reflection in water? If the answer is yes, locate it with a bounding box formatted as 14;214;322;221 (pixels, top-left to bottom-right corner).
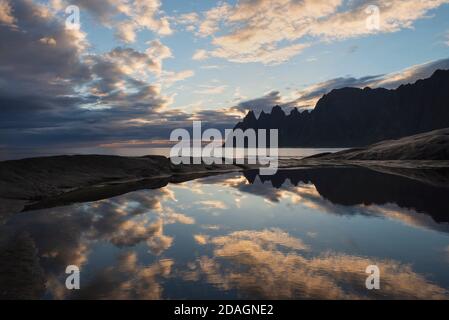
1;167;449;299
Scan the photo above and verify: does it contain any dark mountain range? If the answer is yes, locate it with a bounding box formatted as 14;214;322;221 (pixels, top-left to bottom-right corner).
243;167;449;223
233;69;449;147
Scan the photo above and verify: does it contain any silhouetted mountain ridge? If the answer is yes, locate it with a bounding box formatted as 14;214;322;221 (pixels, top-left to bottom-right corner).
234;69;449;147
243;167;449;223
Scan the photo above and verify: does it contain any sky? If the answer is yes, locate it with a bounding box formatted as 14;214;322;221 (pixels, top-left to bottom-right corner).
1;0;449;151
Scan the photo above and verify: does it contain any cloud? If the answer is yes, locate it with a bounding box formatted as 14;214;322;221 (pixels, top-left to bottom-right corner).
188;228;448;299
46;249;174;299
194;85;227;95
71;252;174;299
211;42;309;65
0;1;214;148
4;186;184;279
192;49;209;60
293;57;449;108
373;57;449;88
161;70;195;87
195;200;228;210
197;2;231;37
101;46;159;77
292;74;384;108
38;37;57;46
116;20;137;43
235;91;285;114
176;12;199;25
109;219;172;250
306;57;318;63
186;108;244;126
85;45;169;111
233;57;449;112
3;185;197;299
364;204;449;234
56;0;172;43
145;39;173;75
212;229;309;251
200;65;223;70
194;234;210;245
0;0;89;98
188;0;449;65
173;12;199;31
0;0;16;26
309;0;449;40
2;1;449;149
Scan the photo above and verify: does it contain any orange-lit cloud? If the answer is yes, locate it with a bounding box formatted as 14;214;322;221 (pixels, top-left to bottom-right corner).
190;0;449;65
189;228;448;299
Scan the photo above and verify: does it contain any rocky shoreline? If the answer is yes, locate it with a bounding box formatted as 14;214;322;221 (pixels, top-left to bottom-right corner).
1;128;449;217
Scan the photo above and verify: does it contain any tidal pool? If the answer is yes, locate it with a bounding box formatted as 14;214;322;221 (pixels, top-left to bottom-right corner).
1;167;449;299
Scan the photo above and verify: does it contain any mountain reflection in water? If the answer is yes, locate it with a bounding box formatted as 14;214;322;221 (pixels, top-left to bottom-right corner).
1;167;449;299
244;167;449;224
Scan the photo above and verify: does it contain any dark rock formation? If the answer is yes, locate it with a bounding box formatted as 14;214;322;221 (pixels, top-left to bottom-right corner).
0;233;46;299
233;69;449;147
310;127;449;160
243;167;449;223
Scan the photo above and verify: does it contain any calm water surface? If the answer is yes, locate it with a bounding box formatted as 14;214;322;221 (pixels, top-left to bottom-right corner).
2;167;449;299
0;147;344;161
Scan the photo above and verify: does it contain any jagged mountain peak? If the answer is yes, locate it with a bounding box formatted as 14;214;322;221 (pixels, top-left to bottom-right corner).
270;105;285;115
232;69;449;147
